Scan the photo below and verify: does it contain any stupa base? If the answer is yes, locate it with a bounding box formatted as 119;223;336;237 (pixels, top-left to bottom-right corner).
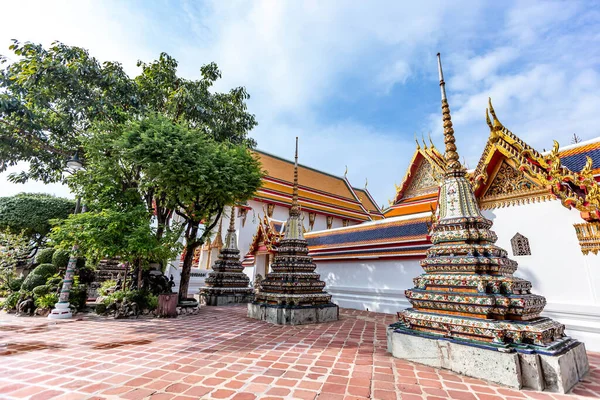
387;327;589;393
248;302;339;325
200;292;254;306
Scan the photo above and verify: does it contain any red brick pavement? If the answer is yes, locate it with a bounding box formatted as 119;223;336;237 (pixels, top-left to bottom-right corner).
0;306;598;400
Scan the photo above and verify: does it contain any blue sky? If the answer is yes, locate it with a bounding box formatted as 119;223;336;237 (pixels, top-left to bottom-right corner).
1;1;600;208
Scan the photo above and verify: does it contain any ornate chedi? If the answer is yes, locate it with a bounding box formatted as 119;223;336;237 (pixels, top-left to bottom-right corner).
248;138;339;325
199;207;254;306
388;54;588;393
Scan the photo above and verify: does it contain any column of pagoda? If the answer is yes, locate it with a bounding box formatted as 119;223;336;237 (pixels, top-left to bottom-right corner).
199;207;254;306
388;53;588;393
248;137;339;325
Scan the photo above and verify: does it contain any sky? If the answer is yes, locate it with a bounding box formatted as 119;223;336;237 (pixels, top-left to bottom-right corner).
1;0;600;208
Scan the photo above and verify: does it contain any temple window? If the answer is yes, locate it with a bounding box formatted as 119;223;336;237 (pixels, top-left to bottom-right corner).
342;219;349;227
267;203;275;217
511;233;531;256
326;216;333;229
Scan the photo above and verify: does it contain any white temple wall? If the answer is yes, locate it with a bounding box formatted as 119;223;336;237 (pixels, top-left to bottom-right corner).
481;200;600;351
316;259;421;314
171;200;360;294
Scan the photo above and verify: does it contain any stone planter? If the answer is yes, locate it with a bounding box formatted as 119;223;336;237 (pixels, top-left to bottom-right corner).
157;294;178;318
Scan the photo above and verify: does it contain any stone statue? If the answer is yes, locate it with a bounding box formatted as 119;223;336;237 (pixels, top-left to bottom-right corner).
168;275;175;293
17;295;35;316
254;274;263;293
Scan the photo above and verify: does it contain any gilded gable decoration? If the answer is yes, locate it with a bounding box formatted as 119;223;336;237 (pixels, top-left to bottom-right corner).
573;222;600;255
479;161;551;209
511;233;531;256
473;98;600;221
403;159;440;199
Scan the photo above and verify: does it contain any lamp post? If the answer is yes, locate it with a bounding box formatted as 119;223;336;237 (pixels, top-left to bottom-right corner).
48;153;84;320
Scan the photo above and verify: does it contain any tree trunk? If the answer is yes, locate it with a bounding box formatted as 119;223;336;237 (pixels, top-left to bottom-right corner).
136;259;142;290
178;223;199;301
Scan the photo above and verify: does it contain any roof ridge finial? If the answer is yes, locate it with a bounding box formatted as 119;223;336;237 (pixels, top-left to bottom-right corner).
290;137;300;217
415;133;421;150
422;135;428;150
437;52;461;172
487;97;503;129
428;132;435;148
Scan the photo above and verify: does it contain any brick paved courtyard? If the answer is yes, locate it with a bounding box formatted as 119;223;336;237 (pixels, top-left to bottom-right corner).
0;306;598;400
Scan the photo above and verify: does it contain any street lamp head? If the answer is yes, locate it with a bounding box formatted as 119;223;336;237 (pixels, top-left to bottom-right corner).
66;152;84;171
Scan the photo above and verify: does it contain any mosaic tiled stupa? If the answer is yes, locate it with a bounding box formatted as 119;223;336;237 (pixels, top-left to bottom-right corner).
248;137;339;325
199;207;254;306
388;54;589;393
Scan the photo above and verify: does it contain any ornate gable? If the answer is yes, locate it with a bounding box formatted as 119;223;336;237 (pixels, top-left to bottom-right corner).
479;159;551;209
403;159;440;200
472;98;600;221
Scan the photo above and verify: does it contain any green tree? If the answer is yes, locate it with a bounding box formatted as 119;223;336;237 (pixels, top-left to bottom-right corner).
49;205;182;273
0;193;75;248
1;41;256;185
0;229;30;291
121;116;263;299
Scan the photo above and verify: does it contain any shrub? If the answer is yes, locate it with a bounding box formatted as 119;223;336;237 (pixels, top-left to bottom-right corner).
35;248;55;264
7;277;23;292
33;263;59;277
46;274;62;286
51;249;70;270
98;280;117;296
21;263;58;290
35;293;58;309
3;291;20;310
146;294;158;310
70;284;88;311
77;266;95;284
32;285;50;296
21;273;47;291
95;302;107;314
102;289;157;312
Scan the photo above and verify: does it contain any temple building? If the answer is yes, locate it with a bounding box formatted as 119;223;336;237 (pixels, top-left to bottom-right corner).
168;62;600;354
248;138;339;325
168;150;383;293
303;104;600;353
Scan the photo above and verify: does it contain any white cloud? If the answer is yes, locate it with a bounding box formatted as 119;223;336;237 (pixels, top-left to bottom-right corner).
1;0;599;207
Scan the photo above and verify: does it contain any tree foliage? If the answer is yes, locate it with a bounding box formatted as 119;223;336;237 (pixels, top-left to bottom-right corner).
49;204;182;269
0;40;257;184
120;115;264;298
0;193;75;245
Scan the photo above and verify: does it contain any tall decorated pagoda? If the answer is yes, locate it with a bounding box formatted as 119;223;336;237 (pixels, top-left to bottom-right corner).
199;207;254;306
388;54;589;393
248;138;339;325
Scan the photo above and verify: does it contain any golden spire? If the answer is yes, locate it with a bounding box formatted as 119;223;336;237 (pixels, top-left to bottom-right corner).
437;53;461;172
210;213;224;249
224;206;238;250
290;137;300;217
284;137;304;240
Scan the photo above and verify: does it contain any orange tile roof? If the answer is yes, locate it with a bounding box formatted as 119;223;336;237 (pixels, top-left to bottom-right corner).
352;188;384;218
253;150;374;221
255;150;355;199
